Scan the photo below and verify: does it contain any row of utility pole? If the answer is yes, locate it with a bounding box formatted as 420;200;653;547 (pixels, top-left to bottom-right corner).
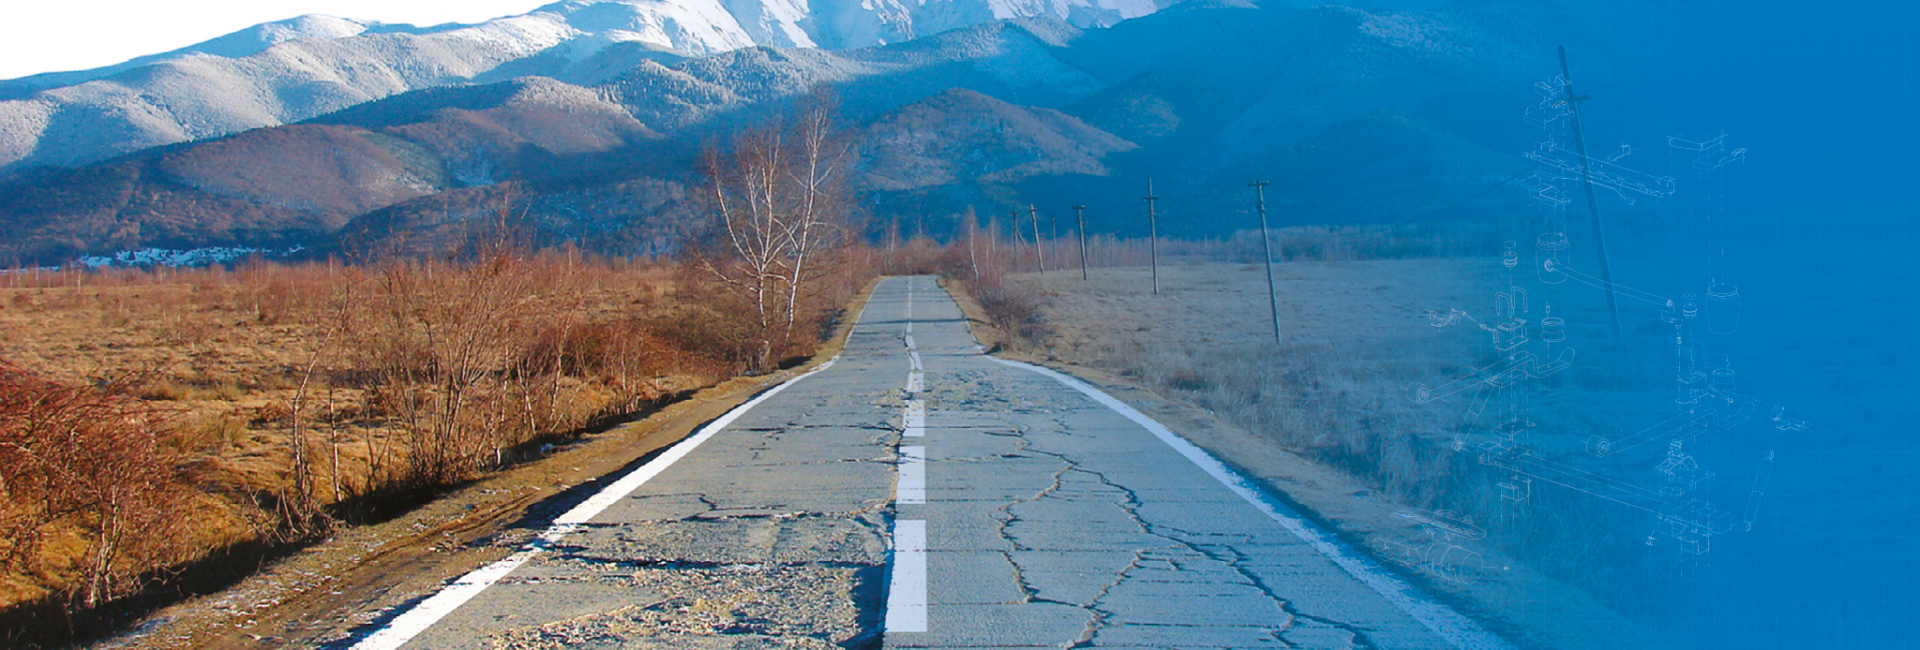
1010;178;1285;344
1001;47;1617;346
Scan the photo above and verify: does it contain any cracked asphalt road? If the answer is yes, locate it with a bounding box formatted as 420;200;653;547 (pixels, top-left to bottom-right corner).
363;276;1499;649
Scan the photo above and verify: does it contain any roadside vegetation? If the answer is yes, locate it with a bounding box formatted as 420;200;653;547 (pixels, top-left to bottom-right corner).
933;219;1690;648
0;93;871;647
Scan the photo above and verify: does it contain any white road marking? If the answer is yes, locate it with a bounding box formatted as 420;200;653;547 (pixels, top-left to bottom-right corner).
350;358;841;650
905;371;924;393
886;520;929;633
988;358;1517;650
905;334;916;349
908;350;922;370
904;400;925;438
897;445;926;505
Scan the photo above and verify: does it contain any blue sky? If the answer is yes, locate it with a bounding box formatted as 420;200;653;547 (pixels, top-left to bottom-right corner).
0;1;544;80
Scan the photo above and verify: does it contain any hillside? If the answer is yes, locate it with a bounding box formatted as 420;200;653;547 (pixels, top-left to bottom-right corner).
0;0;1697;264
0;0;1182;175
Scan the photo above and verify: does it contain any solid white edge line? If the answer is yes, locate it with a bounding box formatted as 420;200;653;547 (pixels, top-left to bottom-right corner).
986;357;1516;650
885;520;929;633
905;371;924;393
897;445;926;505
350;357;843;650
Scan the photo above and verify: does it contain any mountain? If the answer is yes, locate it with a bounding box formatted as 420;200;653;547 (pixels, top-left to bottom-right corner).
0;0;1698;264
0;15;398;97
0;0;1181;176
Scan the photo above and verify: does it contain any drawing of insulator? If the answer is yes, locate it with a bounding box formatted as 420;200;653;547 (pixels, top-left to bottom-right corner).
1377;509;1490;584
1536;231;1569;284
1540;305;1566;343
1710;367;1735;394
1502;241;1519;268
1706;281;1740;334
1681;292;1699;321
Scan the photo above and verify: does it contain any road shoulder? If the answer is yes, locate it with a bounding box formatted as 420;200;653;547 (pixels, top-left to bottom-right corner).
94;279;885;650
939;275;1662;650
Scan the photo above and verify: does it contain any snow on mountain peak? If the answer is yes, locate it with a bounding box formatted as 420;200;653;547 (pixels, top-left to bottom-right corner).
0;0;1190;174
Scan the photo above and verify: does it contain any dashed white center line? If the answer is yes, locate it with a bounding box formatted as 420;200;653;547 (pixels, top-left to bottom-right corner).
893;280;930;636
885;519;928;633
897;445;926;505
904;400;925;438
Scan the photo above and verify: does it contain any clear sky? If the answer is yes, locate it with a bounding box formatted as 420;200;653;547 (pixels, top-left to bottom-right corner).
0;1;546;80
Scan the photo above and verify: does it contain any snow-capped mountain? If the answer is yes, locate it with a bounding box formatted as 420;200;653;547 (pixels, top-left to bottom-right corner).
0;0;1178;175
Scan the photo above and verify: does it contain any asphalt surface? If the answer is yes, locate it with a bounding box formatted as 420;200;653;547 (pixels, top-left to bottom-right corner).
348;276;1505;650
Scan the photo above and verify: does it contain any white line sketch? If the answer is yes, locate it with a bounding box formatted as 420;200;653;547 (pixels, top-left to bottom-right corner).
1669;132;1748;171
1376;508;1488;584
1524;138;1676;206
1402;89;1805;559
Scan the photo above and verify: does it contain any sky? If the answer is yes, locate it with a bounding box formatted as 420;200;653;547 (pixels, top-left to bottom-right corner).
0;0;545;80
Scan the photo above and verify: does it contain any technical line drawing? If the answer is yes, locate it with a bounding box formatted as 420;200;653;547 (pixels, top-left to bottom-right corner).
1668;132;1748;172
1411;241;1801;556
1422;81;1804;559
1524;138;1677;206
1376;508;1488;584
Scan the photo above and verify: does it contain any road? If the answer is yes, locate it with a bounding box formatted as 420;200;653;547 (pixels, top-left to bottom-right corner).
343;276;1509;649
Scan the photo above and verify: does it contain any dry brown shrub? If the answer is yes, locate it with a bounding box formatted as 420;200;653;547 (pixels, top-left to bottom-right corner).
0;361;200;611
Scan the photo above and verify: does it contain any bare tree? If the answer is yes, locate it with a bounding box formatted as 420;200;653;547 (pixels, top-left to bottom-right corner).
692;88;855;371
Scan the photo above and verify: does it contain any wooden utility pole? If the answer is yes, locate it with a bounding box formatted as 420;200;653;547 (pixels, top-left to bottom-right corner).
1558;45;1624;338
1144;178;1160;295
1251;181;1281;344
1029;204;1045;274
1074;205;1089;281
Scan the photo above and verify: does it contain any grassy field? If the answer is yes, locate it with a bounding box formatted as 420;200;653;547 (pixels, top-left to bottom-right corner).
0;252;866;639
989;259;1698;650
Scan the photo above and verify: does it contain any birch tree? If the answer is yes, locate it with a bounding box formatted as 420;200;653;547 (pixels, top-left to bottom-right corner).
693;89;853;371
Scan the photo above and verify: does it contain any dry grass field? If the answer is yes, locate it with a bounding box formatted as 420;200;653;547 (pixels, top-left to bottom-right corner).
0;251;867;636
979;258;1693;649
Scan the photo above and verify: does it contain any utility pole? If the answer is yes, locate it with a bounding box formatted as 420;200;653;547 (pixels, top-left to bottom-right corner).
1074;205;1089;281
1144;178;1160;295
1558;45;1624;338
1029;204;1046;275
1251;181;1281;344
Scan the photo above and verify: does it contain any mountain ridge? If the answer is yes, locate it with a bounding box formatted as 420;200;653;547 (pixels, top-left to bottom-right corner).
0;0;1180;175
0;0;1696;264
